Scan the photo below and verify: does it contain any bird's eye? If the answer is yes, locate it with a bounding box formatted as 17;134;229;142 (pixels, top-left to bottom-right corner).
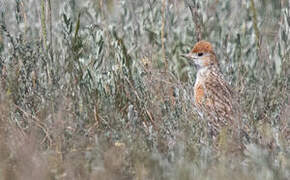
198;53;203;57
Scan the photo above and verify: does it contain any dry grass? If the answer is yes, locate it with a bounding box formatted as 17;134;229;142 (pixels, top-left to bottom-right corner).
0;0;289;179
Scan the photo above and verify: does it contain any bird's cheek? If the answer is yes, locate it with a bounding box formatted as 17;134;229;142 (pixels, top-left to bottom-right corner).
198;57;211;67
202;60;210;66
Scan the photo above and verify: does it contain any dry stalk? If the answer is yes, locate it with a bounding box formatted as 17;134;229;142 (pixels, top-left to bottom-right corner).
250;0;260;52
161;0;167;71
184;0;203;41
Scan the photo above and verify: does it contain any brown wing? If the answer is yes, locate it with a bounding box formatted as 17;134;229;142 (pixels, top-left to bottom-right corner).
201;68;236;133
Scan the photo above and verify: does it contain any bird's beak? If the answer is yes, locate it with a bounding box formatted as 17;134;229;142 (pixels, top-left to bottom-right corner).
181;53;192;59
181;53;195;66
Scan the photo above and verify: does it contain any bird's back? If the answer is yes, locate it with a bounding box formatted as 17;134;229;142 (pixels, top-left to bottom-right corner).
194;65;237;137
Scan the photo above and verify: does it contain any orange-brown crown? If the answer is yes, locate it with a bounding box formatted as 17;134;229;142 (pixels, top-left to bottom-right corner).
191;40;214;54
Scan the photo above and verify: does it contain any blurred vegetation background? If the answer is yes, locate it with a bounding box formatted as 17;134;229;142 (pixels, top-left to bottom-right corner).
0;0;289;179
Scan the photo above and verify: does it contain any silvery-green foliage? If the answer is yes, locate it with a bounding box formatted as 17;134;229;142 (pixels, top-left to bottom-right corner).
0;0;289;179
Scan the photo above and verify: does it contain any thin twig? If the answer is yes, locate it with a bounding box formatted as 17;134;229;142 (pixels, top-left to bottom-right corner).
47;0;53;61
161;0;167;71
184;0;203;41
250;0;260;52
14;104;52;147
20;1;28;41
41;0;47;50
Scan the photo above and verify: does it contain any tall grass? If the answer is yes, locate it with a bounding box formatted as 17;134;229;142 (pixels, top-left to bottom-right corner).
0;0;289;179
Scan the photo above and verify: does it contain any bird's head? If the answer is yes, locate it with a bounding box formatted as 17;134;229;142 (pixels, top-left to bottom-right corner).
182;41;218;69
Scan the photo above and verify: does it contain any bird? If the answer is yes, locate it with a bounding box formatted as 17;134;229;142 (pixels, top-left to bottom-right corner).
182;40;239;139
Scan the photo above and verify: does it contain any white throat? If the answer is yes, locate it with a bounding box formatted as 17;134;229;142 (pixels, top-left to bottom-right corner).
196;66;210;82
